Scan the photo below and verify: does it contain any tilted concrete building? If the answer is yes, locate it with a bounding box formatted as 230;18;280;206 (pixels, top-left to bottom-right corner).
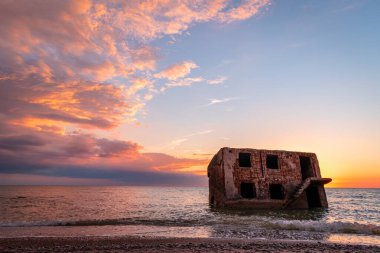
208;147;331;209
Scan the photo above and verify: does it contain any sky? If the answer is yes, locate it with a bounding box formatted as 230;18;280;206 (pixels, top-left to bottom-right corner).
0;0;379;187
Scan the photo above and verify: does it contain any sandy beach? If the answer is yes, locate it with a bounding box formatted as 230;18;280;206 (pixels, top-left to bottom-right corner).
1;236;379;253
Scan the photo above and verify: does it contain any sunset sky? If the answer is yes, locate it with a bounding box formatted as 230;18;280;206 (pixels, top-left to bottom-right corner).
0;0;379;187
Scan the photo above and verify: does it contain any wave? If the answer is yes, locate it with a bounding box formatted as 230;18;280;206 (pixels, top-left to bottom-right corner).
265;220;380;236
0;218;202;228
2;218;380;236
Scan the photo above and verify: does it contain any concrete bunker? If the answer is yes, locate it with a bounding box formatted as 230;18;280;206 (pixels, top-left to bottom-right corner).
208;147;331;209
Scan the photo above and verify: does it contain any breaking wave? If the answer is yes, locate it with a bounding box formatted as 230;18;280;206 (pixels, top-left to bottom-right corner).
265;220;380;236
2;218;380;236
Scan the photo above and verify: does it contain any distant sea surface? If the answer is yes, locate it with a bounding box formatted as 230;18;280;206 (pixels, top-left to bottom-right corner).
0;186;379;245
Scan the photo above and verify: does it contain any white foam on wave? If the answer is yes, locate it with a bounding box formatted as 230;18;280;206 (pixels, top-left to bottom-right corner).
266;219;380;235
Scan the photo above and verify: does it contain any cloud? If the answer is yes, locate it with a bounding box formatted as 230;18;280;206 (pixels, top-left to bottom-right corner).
160;76;226;92
0;0;269;129
0;130;140;161
0;135;45;151
155;61;199;80
129;46;158;71
0;78;133;130
185;129;214;138
166;129;213;149
0;123;208;185
207;76;228;85
127;78;154;96
206;97;240;106
161;77;205;92
169;138;188;147
0;0;270;185
218;0;270;23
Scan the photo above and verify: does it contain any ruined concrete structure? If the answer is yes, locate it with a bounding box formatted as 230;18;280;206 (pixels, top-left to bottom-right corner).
208;147;331;209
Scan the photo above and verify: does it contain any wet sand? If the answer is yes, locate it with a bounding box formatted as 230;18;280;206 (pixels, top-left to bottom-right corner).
1;236;380;253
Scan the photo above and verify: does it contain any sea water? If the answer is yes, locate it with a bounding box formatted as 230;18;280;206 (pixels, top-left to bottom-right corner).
0;186;379;245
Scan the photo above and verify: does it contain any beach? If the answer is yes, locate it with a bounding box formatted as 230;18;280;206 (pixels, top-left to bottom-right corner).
1;236;380;253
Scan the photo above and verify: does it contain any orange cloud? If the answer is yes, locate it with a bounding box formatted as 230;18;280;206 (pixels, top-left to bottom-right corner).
155;61;199;80
1;79;134;130
0;0;270;185
218;0;270;23
129;46;158;71
0;124;208;185
0;0;270;128
115;0;270;38
127;78;154;96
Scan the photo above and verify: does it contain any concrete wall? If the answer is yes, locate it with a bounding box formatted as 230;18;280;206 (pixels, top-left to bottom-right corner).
207;150;225;207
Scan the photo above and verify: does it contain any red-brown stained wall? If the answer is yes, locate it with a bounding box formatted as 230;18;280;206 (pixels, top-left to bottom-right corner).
208;147;328;208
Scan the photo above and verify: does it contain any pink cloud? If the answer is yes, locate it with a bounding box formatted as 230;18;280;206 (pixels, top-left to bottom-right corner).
0;0;269;128
207;76;228;85
129;46;158;71
163;77;205;91
0;121;208;185
155;61;199;80
218;0;270;23
0;0;270;185
0;79;133;130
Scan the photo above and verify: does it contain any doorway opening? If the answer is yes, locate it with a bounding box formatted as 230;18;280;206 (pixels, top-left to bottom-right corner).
300;156;314;180
306;186;322;208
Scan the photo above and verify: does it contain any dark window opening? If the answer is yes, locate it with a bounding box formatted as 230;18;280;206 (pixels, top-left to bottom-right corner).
300;156;314;180
306;186;322;208
239;152;251;167
266;154;279;169
240;183;256;198
269;184;284;199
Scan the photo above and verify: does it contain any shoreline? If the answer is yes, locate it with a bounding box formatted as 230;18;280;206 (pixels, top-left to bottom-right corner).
1;236;380;252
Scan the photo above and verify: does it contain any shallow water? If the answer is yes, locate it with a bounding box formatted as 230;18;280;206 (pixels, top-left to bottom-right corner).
0;186;379;245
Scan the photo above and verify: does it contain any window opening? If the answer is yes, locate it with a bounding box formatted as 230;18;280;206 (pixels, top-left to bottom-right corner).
266;154;279;169
239;152;251;167
269;184;284;199
241;183;256;198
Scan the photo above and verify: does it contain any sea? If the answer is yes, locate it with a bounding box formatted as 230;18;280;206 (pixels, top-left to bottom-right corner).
0;186;379;245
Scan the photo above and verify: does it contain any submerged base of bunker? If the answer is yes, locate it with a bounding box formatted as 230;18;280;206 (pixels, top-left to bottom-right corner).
207;147;332;209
